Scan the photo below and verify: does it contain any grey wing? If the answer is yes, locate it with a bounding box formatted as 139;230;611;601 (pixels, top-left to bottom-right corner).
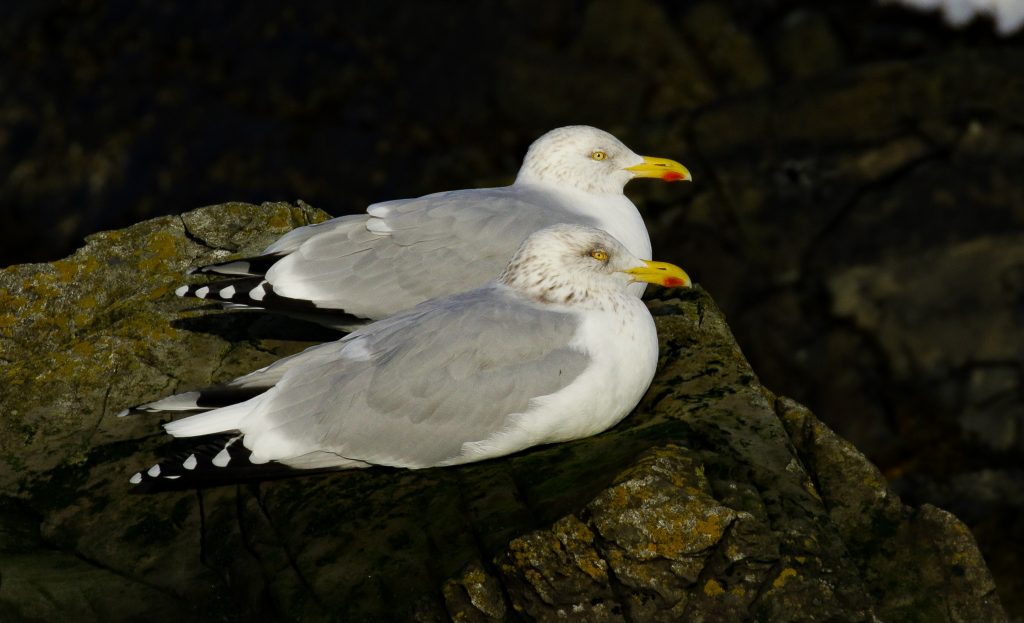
263;186;597;319
262;214;367;255
241;287;591;468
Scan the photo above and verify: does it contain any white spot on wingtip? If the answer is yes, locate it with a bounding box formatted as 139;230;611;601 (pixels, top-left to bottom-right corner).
129;472;143;484
183;454;198;470
175;285;189;297
147;464;161;477
249;284;267;301
219;285;236;299
116;408;130;418
212;448;231;467
165;475;181;480
195;286;210;298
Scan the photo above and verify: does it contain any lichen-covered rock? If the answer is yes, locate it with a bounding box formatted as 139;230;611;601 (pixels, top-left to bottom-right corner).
0;201;332;490
443;563;508;621
0;204;1007;622
779;398;1004;622
495;445;736;622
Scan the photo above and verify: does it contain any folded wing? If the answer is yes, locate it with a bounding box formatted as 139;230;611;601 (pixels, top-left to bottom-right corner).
131;287;591;489
189;187;594;328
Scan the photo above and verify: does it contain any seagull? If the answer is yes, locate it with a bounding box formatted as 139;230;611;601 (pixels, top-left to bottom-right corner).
126;224;692;491
177;125;690;330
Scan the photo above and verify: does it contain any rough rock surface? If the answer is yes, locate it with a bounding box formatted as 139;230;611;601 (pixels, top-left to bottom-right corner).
4;2;1024;615
0;203;1006;622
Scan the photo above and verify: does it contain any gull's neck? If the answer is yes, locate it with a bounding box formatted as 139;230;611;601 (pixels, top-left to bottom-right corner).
513;171;626;197
498;266;635;313
514;181;652;260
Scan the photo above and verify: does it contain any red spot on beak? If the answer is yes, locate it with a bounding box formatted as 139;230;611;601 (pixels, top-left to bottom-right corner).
661;171;684;182
663;276;687;287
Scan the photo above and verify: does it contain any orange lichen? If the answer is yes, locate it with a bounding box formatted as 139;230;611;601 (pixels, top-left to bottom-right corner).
772;567;798;589
137;230;185;274
703;579;725;597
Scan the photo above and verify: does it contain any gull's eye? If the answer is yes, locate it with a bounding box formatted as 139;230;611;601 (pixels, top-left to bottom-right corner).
590;249;609;262
591;150;607;161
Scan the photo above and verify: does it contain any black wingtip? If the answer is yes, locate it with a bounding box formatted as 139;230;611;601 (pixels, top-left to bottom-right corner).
179;279;370;330
176;277;267;303
127;433;340;494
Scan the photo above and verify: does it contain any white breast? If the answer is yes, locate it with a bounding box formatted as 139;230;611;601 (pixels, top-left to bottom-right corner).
448;296;659;464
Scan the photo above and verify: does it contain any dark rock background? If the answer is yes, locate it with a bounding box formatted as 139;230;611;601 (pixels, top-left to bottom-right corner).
1;0;1022;618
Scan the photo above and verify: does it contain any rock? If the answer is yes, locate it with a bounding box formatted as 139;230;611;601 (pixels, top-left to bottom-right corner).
0;201;333;492
780;399;1003;621
5;2;1024;618
772;11;844;81
0;203;1006;621
648;49;1024;615
679;3;772;93
496;445;737;622
827;234;1024;452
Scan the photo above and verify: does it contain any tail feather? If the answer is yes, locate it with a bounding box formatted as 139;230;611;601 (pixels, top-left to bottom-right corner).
188;254;284;277
119;384;273;419
163;400;253;438
134;390;206;413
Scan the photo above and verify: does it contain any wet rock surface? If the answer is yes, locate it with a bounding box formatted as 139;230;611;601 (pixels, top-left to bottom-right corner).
0;204;1007;621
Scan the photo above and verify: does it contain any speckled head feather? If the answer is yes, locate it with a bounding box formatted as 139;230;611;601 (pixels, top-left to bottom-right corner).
514;126;644;195
499;224;643;308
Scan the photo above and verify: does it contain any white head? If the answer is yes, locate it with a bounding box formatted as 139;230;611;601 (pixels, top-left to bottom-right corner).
499;224;691;307
514;125;691;195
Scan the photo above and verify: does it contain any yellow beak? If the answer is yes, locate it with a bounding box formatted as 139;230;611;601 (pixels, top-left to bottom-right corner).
624;260;692;288
625;156;692;182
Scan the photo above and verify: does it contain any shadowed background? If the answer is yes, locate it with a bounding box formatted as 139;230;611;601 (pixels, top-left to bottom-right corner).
2;0;1022;617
